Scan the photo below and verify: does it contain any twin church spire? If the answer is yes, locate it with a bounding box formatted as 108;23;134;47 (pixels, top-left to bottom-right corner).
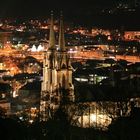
49;11;65;51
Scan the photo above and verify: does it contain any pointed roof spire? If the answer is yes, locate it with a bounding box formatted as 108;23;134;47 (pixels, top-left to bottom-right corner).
58;12;65;51
49;11;55;49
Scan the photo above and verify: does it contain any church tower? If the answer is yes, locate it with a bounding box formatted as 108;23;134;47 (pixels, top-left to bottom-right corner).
57;14;75;104
40;12;74;121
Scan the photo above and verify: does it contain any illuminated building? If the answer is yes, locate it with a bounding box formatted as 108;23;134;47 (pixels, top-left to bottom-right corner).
0;31;12;48
124;31;140;41
0;62;6;70
30;44;44;52
39;13;114;129
91;28;110;37
40;13;75;121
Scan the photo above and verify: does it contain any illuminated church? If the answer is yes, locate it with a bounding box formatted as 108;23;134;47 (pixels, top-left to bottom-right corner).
39;13;117;129
40;12;75;121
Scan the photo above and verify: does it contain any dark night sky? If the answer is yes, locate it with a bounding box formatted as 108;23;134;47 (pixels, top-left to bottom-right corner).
0;0;125;17
0;0;139;29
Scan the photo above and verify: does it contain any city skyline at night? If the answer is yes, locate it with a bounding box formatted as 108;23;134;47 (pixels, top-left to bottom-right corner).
0;0;140;140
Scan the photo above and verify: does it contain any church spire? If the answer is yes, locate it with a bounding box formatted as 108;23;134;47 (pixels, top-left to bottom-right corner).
49;11;55;49
58;12;65;51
